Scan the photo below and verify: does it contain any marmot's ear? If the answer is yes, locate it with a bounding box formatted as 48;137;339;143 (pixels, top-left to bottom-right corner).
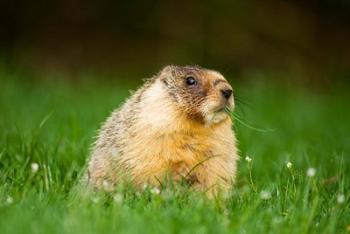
161;65;177;77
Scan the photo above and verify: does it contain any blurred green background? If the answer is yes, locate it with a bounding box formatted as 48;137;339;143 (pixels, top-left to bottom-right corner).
1;0;350;86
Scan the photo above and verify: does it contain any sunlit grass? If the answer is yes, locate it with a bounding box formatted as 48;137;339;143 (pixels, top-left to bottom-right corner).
0;74;349;234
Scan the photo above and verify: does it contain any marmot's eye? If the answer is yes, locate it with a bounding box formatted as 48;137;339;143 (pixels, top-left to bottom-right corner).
186;76;197;86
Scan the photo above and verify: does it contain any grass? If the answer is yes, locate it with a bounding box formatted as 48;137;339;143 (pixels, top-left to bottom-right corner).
0;71;349;234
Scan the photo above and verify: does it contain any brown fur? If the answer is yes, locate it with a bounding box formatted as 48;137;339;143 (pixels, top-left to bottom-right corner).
85;65;239;196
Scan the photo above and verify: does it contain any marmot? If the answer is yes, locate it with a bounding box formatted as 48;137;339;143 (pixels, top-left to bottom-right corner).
85;65;239;196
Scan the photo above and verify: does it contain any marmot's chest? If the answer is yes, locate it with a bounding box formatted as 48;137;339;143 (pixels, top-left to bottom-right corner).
153;131;215;160
125;131;215;184
125;129;219;162
124;128;225;170
122;125;235;187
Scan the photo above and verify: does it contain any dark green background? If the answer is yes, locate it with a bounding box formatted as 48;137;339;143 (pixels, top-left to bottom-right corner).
1;0;350;86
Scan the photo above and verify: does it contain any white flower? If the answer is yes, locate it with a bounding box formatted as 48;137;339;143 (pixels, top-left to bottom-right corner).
337;194;345;204
272;216;283;224
113;193;124;204
245;156;252;163
91;196;100;203
260;190;271;200
102;180;113;192
286;162;293;169
6;196;13;204
150;187;160;195
223;209;230;216
31;163;39;173
306;167;316;177
142;183;149;191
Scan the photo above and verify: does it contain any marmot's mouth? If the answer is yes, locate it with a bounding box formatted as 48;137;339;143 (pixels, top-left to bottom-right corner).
214;107;225;113
214;105;232;114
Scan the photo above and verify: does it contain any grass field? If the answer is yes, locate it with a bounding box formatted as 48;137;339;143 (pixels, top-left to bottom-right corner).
0;72;349;234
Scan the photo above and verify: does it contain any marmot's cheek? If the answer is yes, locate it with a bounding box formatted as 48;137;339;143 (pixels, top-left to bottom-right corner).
199;101;211;116
205;97;225;112
199;101;217;123
199;97;233;124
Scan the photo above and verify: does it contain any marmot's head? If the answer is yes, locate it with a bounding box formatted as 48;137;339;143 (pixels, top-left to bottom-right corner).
159;65;234;125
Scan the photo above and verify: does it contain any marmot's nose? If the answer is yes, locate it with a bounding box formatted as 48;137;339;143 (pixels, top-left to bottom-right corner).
221;89;233;99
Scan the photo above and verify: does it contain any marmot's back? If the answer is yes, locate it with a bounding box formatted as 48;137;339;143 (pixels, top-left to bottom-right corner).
86;65;239;196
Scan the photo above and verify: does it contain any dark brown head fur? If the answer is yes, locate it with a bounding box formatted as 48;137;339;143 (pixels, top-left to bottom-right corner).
157;65;234;124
